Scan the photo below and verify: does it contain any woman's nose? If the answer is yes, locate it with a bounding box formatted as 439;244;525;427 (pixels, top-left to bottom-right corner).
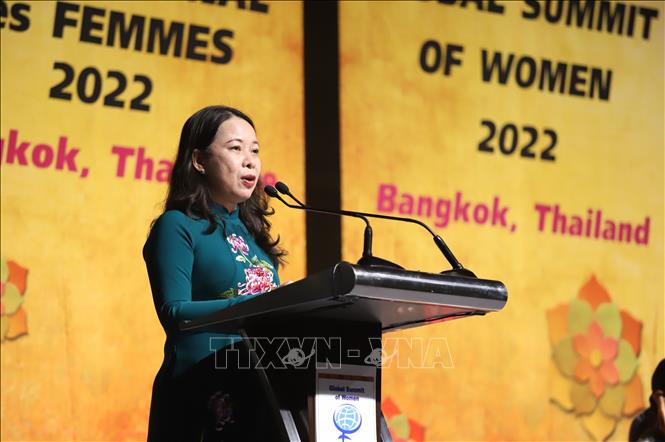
243;152;255;169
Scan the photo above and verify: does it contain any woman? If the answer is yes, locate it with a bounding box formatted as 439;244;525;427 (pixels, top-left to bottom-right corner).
629;359;665;441
143;105;286;441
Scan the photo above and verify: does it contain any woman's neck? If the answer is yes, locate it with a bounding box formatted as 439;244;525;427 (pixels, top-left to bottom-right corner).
209;193;237;213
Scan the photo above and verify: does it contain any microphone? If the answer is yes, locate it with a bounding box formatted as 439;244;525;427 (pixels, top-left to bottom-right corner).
264;184;402;268
269;181;475;277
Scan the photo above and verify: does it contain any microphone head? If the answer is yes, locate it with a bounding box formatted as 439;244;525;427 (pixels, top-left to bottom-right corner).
264;185;279;197
275;181;290;194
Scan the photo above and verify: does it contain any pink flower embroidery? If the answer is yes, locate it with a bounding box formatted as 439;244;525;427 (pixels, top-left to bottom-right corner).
238;266;277;296
226;234;249;255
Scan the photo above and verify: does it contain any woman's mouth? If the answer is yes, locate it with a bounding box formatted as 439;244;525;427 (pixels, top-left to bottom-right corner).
241;175;256;188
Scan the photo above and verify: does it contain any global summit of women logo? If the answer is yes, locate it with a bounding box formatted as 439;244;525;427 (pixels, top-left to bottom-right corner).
333;403;362;441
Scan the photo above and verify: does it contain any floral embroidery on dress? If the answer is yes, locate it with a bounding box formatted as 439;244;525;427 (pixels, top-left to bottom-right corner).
238;265;277;296
226;234;250;255
220;234;277;299
219;288;236;299
207;390;234;431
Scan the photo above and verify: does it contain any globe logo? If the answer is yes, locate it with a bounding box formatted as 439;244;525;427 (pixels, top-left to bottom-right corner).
333;403;362;441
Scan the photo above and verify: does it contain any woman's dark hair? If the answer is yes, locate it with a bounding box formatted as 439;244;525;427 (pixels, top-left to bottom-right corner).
652;359;665;392
163;105;286;267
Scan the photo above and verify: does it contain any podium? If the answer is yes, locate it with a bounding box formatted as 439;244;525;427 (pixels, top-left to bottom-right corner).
181;262;507;441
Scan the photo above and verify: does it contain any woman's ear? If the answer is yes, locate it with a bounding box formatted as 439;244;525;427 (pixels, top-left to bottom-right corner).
191;149;206;175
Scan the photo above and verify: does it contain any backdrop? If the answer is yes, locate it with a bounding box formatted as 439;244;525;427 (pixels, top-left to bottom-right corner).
339;1;663;441
1;1;663;441
0;1;304;440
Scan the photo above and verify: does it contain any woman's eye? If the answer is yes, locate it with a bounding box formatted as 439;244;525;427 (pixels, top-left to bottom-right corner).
231;146;241;151
252;148;260;154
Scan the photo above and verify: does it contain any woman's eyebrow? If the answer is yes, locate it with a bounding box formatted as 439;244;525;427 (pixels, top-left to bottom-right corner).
224;137;259;145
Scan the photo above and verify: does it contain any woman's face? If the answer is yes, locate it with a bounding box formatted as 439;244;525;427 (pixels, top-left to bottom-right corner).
195;116;261;211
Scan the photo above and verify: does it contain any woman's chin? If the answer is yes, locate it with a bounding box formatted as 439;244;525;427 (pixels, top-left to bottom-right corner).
236;189;255;203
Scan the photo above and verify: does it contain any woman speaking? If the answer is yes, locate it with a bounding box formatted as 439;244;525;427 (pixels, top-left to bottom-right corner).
143;105;285;441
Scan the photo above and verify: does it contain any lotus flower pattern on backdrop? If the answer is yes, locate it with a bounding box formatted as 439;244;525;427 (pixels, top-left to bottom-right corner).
1;257;29;342
547;275;644;441
382;397;425;442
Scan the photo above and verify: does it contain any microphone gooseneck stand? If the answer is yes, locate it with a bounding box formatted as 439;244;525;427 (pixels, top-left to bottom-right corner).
265;182;476;277
265;184;403;269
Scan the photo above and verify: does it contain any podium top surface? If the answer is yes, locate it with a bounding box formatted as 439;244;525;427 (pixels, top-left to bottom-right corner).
181;262;508;333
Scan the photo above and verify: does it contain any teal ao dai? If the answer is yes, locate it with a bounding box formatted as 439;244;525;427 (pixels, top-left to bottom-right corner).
143;202;280;377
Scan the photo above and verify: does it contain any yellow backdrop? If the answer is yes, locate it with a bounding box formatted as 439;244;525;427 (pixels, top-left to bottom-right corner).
2;1;663;441
340;1;663;441
0;1;304;440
